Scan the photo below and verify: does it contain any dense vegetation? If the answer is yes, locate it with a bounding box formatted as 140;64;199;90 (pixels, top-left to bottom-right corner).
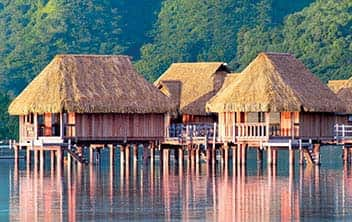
0;0;351;139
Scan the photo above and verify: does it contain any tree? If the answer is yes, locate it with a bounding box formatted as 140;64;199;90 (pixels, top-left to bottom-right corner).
135;0;265;81
0;0;125;93
235;0;352;82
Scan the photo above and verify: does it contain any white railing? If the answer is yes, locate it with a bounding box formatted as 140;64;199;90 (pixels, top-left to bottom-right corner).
335;124;352;140
235;123;269;140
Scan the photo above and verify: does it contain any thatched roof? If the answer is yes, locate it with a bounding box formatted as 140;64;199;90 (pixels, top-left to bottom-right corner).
328;79;352;113
207;52;345;113
154;62;230;115
9;55;176;115
327;80;348;93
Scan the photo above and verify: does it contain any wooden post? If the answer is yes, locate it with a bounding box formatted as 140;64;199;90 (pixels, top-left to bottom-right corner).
178;148;183;167
40;147;45;170
26;147;32;166
120;145;125;165
51;150;55;169
34;149;39;167
313;144;321;165
272;149;277;166
224;143;229;168
265;112;270;138
343;145;349;164
257;148;263;163
109;144;115;166
125;144;130;167
195;145;200;164
241;144;247;165
150;143;154;164
133;144;138;161
232;146;237;166
14;145;19;163
56;147;63;168
299;140;304;165
267;146;272;165
349;148;352;164
290;112;295;139
89;146;94;165
289;141;295;166
237;144;242;165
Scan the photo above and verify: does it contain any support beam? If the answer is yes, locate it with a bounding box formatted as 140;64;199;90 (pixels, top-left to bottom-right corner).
26;148;32;166
313;144;321;165
241;144;247;165
232;146;237;166
289;149;295;166
178;148;184;167
272;149;278;166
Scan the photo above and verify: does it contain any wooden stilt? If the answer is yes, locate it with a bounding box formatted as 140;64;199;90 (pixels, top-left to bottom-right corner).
212;146;216;165
34;149;39;167
349;148;352;164
133;144;138;161
267;146;272;165
125;145;130;167
237;144;242;165
343;146;348;164
56;148;63;168
232;145;237;166
289;148;295;166
14;145;19;163
26;147;32;166
150;143;154;164
178;148;183;167
313;144;321;165
272;149;277;166
241;144;247;165
89;146;94;165
224;143;229;168
257;148;263;162
120;145;125;165
195;145;200;164
51;150;55;169
109;144;115;166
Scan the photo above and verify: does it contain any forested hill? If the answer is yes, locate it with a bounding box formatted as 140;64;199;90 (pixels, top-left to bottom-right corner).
0;0;351;139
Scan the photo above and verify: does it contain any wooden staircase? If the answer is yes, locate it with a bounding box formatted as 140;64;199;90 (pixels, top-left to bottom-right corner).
303;148;320;165
65;147;88;165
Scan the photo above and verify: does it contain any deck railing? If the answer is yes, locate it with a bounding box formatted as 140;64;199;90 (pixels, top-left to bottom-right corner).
335;124;352;140
235;123;269;140
167;123;217;139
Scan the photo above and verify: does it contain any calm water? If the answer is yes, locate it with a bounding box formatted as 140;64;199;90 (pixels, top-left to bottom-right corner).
1;146;352;221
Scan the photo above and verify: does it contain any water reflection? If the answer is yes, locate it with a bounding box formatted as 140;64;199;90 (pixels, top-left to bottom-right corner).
7;150;352;221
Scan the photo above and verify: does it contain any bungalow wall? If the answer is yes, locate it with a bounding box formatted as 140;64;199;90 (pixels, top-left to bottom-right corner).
299;112;336;139
181;114;217;124
75;113;165;141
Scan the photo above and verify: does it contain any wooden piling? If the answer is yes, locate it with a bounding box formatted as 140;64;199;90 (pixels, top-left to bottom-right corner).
237;144;242;165
51;150;55;169
257;148;263;163
267;146;272;165
125;145;130;167
232;146;237;166
223;143;229;168
313;144;321;165
109;144;115;166
89;146;94;165
241;144;247;165
178;148;184;167
26;148;32;166
343;146;349;164
195;145;200;164
150;143;154;164
56;148;63;168
133;144;138;161
272;149;278;166
14;145;19;163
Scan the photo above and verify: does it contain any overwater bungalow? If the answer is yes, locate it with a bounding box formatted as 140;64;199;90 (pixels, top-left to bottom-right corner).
154;62;230;140
328;78;352;142
206;52;345;164
8;55;175;163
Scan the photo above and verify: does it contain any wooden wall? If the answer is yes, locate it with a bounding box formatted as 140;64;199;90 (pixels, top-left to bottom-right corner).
299;112;336;138
182;114;217;124
75;113;165;140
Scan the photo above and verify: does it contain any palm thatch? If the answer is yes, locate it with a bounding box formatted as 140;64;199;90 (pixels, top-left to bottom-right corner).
9;55;176;115
327;80;348;93
154;62;229;115
328;79;352;113
207;52;345;113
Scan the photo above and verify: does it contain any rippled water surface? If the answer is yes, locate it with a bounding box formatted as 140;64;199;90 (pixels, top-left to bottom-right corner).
1;146;352;221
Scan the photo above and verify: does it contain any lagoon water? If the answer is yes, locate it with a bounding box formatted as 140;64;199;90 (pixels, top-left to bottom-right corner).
1;146;352;221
